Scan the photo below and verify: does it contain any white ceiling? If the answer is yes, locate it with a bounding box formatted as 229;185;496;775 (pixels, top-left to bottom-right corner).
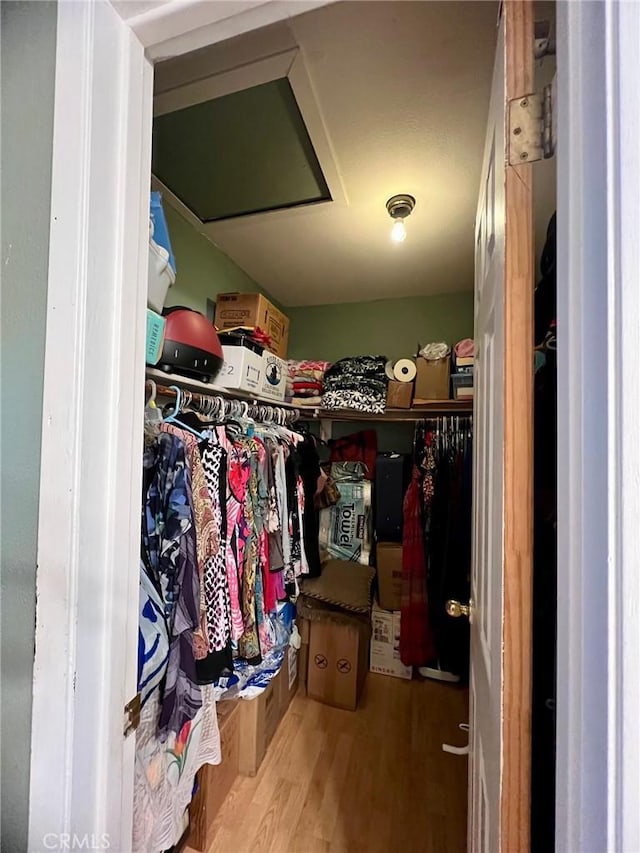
156;1;499;306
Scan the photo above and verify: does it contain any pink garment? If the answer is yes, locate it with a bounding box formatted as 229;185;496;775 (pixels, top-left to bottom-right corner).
217;427;249;642
246;437;275;657
297;477;309;576
273;568;286;601
254;437;278;617
454;338;475;358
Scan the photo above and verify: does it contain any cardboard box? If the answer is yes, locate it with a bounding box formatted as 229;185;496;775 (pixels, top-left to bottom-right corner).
215;292;290;359
277;645;299;714
298;616;310;689
299;643;309;689
370;603;412;680
298;614;310;645
376;542;403;611
307;617;370;711
452;372;474;400
414;354;451;401
237;667;283;777
453;353;475;372
260;350;287;402
386;380;413;409
219;344;263;393
188;701;241;851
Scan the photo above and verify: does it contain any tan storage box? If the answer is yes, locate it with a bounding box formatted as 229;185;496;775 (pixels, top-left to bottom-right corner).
376;542;403;611
260;350;287;401
299;643;309;689
187;701;241;851
238;666;283;776
307;617;370;711
215;292;290;359
298;614;310;645
386;380;413;409
278;645;299;713
298;615;310;689
414;354;451;401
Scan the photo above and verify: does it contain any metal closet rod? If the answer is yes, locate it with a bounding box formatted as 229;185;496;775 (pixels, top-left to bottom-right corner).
152;382;302;426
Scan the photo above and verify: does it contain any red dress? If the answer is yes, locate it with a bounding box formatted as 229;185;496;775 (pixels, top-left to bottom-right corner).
400;463;436;666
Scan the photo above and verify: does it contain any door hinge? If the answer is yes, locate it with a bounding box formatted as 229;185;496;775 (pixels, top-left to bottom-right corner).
124;693;141;737
508;76;556;166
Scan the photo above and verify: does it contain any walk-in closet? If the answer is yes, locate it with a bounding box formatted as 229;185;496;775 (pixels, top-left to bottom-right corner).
136;2;557;851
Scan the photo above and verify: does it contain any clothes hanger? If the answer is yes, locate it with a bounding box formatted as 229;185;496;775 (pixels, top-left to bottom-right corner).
162;385;209;439
179;391;223;429
144;380;163;425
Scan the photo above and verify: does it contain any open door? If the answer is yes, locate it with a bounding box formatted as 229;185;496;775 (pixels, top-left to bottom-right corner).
467;2;534;851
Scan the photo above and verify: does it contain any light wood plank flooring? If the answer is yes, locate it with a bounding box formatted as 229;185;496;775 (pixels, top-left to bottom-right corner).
191;673;469;853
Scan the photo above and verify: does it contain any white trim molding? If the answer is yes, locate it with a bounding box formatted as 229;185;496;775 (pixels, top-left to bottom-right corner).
28;1;152;848
604;1;640;848
556;1;640;850
116;0;336;61
152;38;347;235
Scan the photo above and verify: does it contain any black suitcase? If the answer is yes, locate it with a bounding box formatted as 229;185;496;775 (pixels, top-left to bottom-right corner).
374;452;411;542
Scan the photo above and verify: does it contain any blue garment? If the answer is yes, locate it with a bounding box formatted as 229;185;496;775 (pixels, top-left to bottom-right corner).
138;561;169;706
140;433;202;735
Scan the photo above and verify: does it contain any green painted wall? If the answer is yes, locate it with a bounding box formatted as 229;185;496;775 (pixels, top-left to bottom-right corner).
287;292;474;362
163;205;264;314
162;207;474;365
1;3;57;849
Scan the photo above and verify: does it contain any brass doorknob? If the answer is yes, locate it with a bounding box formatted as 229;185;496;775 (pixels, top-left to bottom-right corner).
446;599;471;619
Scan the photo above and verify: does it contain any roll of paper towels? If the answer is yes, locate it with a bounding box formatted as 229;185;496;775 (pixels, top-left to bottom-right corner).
385;359;396;380
393;358;417;383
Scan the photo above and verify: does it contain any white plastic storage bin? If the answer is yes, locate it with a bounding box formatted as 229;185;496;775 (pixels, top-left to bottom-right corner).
147;223;175;313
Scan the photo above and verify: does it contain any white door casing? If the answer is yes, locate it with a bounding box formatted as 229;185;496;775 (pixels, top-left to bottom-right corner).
555;1;640;850
30;0;336;848
470;3;534;851
28;2;152;849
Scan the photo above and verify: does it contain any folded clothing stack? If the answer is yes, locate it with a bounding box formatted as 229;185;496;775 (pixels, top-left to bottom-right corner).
322;355;388;414
286;360;332;406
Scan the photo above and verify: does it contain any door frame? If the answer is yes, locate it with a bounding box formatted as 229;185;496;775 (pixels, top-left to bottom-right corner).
30;0;639;850
555;1;640;850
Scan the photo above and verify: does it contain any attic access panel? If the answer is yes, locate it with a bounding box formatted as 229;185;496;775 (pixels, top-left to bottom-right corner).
152;78;331;222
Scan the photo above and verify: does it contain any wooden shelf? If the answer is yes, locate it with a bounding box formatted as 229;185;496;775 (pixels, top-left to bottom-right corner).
146;368;473;421
312;401;473;422
145;367;300;410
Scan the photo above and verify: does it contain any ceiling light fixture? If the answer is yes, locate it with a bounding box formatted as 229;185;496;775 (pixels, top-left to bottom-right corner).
386;194;416;243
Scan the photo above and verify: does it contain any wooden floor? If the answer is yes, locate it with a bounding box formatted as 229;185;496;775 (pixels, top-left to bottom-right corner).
194;673;469;853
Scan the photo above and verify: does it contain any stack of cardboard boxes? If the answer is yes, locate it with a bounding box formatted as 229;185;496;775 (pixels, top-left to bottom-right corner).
370;543;412;680
296;560;375;711
186;648;299;851
214;292;290;401
451;347;474;400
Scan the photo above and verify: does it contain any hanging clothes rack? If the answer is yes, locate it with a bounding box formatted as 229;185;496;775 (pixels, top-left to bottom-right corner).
402;415;474;683
145;367;472;423
150;381;302;427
